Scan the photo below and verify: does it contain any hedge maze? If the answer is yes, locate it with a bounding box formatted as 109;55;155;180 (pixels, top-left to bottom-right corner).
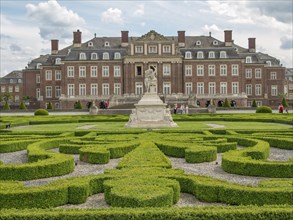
0;115;292;219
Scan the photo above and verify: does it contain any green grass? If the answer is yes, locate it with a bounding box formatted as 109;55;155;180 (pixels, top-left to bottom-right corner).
9;121;291;132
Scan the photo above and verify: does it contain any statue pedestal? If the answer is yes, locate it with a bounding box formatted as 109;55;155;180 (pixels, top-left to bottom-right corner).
125;92;177;128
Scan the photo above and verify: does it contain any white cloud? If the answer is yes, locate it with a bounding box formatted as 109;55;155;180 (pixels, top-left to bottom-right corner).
101;8;123;24
26;0;85;40
134;4;144;16
201;24;220;34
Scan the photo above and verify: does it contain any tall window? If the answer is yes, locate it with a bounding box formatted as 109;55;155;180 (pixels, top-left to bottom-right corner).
67;66;74;77
246;56;252;63
255;84;262;96
91;84;98;96
148;45;157;53
114;83;121;95
91;53;98;60
114;52;121;59
135;82;143;95
163;82;171;95
135;46;143;53
220;65;227;76
79;53;86;60
208;65;215;76
102;66;109;77
197;51;204;59
197;82;204;95
232;82;238;94
245;69;252;78
114;66;121;77
271;85;278;96
102;83;109;95
36;74;40;83
46;70;52;80
246;84;252;95
45;86;52;98
185;82;192;95
79;84;86;96
270;72;277;80
185;65;192;76
36;88;41;99
55;86;61;98
231;65;239;76
163;64;171;76
208;51;215;59
255;68;262;78
220;51;226;58
220;82;227;94
103;52;109;60
91;66;98;77
68;84;75;96
163;45;171;53
197;65;204;76
209;82;216;95
55;70;61;80
79;66;86;77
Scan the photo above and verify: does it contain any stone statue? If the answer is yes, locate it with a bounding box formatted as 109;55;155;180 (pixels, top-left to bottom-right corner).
144;66;157;93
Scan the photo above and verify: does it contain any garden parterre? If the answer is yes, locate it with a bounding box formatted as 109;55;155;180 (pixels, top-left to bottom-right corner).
0;114;292;219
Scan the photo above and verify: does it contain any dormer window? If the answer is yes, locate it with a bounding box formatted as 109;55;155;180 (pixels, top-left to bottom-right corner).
55;58;61;65
208;51;215;59
197;51;204;59
246;56;252;63
196;41;201;46
10;79;13;84
185;51;192;59
103;52;109;60
91;53;98;60
36;63;42;69
79;52;86;60
114;52;121;59
266;61;272;66
213;40;218;45
104;41;110;47
88;41;93;47
220;51;227;58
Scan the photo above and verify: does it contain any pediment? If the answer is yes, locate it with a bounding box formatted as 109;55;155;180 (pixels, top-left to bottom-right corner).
136;30;169;42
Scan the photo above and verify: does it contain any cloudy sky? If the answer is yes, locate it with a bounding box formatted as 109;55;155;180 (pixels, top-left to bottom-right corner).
1;0;292;77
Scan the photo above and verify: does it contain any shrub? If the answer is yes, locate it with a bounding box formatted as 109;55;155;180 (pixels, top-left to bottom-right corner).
47;102;53;110
256;106;272;113
282;97;289;108
3;101;10;110
223;98;230;108
19;101;27;110
34;108;49;116
74;100;82;109
252;99;257;107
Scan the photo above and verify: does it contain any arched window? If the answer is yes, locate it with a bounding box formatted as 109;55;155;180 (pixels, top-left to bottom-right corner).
246;56;252;63
185;51;192;59
79;53;86;60
208;51;215;58
55;58;61;64
91;53;98;60
103;52;109;60
36;63;42;69
220;51;227;58
114;52;121;59
266;61;272;66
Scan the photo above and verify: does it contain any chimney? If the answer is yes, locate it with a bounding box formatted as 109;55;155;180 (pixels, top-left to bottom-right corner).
224;30;232;46
248;38;256;53
73;29;82;47
51;39;59;54
121;31;129;47
178;31;185;47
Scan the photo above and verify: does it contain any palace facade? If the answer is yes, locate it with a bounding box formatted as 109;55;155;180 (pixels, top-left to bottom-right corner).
1;29;287;109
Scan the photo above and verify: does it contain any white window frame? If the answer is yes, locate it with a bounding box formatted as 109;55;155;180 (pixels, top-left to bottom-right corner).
55;70;61;80
220;51;226;58
114;52;121;59
102;66;109;77
103;52;109;60
46;86;52;98
255;84;262;96
114;66;121;77
1;86;6;93
15;85;19;93
135;82;143;95
91;66;98;77
55;86;61;98
148;45;157;54
196;65;204;76
208;82;216;95
246;56;252;63
270;72;277;80
246;84;252;96
67;66;74;77
163;64;171;76
220;82;227;94
197;82;204;95
114;83;121;95
185;51;192;59
102;83;109;96
271;85;278;96
220;65;227;76
197;51;204;59
255;68;262;78
163;82;171;95
36;88;41;99
36;74;41;83
256;101;262;107
162;45;171;53
91;84;98;96
245;69;252;78
185;82;192;95
208;51;215;59
208;65;215;76
231;65;239;76
185;65;192;76
232;82;239;94
135;46;143;54
15;95;19;102
91;53;98;60
55;58;61;65
79;66;86;77
8;86;13;92
68;84;75;96
79;84;86;96
45;70;52;81
79;53;86;60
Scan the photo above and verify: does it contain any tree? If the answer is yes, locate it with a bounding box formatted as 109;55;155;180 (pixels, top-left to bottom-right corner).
3;101;10;110
223;98;231;108
19;101;27;110
252;99;257;107
1;92;12;110
74;100;82;109
281;97;289;108
47;102;53;110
